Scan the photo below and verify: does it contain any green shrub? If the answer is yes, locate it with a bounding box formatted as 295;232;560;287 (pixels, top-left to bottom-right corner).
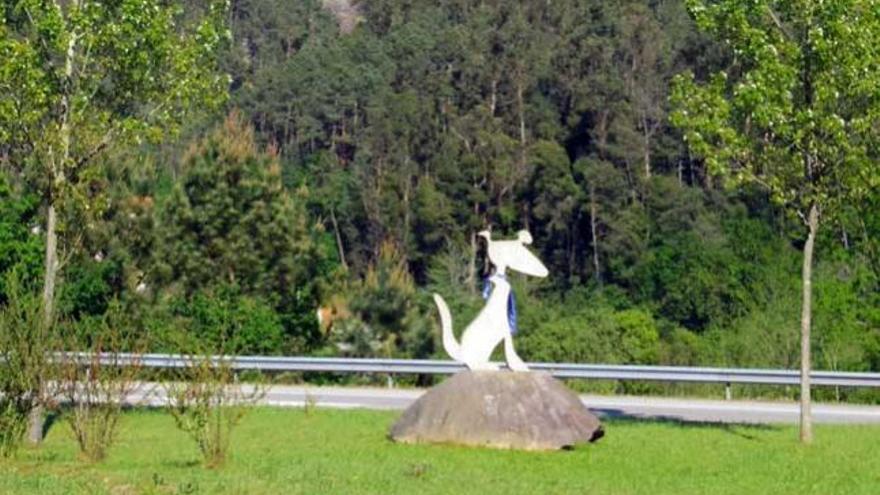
0;272;55;457
161;285;284;355
165;355;264;468
58;302;144;462
518;300;660;366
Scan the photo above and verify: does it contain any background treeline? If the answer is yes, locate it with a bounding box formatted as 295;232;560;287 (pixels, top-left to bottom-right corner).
1;0;878;393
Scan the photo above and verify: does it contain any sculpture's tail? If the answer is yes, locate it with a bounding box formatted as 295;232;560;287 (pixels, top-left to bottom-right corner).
433;293;462;361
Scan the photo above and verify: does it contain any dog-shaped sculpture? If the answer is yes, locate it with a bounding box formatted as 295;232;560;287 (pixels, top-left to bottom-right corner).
433;230;548;372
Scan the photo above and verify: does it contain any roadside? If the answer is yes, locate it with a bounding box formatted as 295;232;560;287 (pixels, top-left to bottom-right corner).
124;383;880;424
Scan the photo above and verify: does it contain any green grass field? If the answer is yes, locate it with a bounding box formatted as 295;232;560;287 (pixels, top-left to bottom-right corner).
1;407;879;494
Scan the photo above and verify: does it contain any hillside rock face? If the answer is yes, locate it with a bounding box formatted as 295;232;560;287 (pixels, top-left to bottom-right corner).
389;371;603;450
322;0;363;34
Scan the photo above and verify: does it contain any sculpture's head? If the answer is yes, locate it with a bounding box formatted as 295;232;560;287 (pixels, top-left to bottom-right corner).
481;229;549;278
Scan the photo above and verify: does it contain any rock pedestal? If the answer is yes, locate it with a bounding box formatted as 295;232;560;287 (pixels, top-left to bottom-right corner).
389;371;603;450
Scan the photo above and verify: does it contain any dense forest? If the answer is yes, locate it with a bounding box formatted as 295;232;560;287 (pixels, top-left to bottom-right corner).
1;0;879;392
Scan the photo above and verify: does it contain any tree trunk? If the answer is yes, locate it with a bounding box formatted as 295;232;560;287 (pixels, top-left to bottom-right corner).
489;78;497;116
596;110;609;158
800;203;819;444
402;167;411;260
29;194;58;447
641;114;651;180
42;204;59;328
329;207;347;270
28;203;58;445
590;185;601;284
516;76;530;187
467;231;477;294
517;80;526;150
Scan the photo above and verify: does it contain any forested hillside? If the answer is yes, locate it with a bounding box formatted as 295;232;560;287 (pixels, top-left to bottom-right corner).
2;0;878;389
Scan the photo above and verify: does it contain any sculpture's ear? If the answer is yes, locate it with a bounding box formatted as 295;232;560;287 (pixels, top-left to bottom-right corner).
505;242;549;278
517;230;533;245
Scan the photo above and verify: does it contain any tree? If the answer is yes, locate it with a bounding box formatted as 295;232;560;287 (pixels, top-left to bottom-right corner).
525;140;580;283
1;0;229;320
1;0;228;442
153;115;329;352
671;0;880;443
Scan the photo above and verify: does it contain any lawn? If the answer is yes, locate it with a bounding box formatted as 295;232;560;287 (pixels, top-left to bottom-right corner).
1;407;879;495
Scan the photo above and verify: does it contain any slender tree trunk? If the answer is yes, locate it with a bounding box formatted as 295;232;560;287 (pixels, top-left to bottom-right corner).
590;185;601;284
468;230;477;294
489;78;497;116
329;207;347;270
402;171;411;260
515;76;529;189
641;114;651;180
567;221;577;281
596;110;609;158
41;205;59;328
517;81;526;149
29;203;58;444
800;203;819;444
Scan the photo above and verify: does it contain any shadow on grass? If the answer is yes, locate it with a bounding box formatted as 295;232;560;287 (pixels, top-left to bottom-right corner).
164;459;202;469
594;408;780;440
41;410;61;439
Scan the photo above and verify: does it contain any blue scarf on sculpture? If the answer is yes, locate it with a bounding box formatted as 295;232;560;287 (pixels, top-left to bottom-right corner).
482;273;518;335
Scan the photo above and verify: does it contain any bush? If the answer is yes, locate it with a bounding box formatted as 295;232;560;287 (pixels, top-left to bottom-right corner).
57;302;144;462
160;285;285;356
0;272;56;457
518;297;660;366
165;355;264;468
328;242;435;359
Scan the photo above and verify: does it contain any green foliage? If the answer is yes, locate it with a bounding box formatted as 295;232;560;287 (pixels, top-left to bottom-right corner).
0;174;42;302
671;0;880;218
165;355;263;468
0;0;229;169
57;258;120;319
0;271;54;457
0;0;231;244
0;0;232;368
518;292;660;366
153;115;328;352
58;301;144;462
329;242;434;359
812;260;876;372
166;285;284;356
693;253;876;378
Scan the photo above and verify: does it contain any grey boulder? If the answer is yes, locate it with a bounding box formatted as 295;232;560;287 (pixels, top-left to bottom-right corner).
389;370;603;450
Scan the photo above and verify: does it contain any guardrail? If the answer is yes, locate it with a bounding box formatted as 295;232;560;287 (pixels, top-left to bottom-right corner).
65;353;880;389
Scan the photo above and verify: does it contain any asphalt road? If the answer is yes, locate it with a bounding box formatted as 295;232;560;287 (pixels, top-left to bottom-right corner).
130;383;880;425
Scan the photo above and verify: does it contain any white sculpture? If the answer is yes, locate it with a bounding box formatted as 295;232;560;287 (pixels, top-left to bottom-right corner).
433;230;548;372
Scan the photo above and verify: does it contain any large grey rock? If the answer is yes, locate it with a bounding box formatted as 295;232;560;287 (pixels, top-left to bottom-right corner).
389;371;603;450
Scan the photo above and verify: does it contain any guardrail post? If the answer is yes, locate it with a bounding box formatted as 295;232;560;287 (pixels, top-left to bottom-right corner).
386;374;394;389
724;382;732;401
